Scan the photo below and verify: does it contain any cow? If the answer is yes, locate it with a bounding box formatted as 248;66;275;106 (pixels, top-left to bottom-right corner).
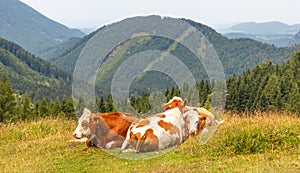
73;108;137;149
164;102;224;137
183;106;224;145
183;109;207;137
121;96;188;153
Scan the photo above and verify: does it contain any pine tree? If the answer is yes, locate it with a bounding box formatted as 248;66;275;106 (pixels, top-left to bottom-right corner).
104;94;116;112
260;74;281;111
286;82;300;113
50;97;61;117
21;93;31;120
0;73;16;122
97;96;106;113
226;75;238;111
204;95;212;110
39;97;49;117
64;97;75;118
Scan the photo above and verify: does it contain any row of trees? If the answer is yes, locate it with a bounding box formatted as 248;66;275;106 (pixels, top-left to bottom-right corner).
0;72;118;122
0;73;75;122
226;52;300;113
1;52;299;122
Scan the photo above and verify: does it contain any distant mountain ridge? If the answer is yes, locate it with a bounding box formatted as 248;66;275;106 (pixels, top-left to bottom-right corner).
222;21;300;47
225;21;300;35
0;0;84;57
294;31;300;44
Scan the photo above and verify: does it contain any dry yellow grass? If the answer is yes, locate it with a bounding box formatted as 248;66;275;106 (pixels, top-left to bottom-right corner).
0;112;299;172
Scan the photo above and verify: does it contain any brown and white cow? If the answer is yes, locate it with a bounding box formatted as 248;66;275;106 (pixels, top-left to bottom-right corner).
183;109;206;137
121;96;188;152
73;108;137;149
183;106;224;142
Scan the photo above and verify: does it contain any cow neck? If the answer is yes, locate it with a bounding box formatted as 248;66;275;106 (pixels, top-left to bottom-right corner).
93;116;110;148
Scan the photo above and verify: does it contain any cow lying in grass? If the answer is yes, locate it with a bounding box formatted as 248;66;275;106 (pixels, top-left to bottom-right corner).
73;108;137;149
121;96;204;152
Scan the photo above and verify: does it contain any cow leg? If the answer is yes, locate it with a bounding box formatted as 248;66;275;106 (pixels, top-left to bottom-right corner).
121;139;129;150
69;137;89;143
105;141;115;149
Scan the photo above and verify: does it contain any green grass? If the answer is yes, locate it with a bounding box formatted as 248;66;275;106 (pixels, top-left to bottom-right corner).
1;113;300;172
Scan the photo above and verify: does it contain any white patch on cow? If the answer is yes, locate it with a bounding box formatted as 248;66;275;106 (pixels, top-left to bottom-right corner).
184;110;200;134
73;108;92;139
105;141;115;149
68;137;88;143
122;104;186;152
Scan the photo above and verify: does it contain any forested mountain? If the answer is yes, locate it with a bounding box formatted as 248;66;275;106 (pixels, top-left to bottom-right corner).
0;37;71;101
0;0;84;56
45;16;299;96
125;52;300;115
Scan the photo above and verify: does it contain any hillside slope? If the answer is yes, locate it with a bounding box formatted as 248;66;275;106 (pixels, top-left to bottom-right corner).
0;37;71;100
0;0;84;56
46;16;299;95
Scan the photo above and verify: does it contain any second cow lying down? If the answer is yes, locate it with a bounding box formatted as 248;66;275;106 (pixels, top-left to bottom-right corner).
73;108;137;149
121;96;208;152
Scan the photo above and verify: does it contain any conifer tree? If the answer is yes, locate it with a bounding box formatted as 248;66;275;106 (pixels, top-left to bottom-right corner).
39;97;49;117
96;96;106;113
0;73;16;122
50;97;61;117
260;74;281;111
286;82;300;113
104;94;116;112
21;93;31;120
64;97;75;118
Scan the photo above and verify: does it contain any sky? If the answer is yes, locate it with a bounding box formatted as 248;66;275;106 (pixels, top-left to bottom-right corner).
20;0;300;29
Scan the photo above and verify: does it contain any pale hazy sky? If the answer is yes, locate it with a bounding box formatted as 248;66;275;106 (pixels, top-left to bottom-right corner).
20;0;300;29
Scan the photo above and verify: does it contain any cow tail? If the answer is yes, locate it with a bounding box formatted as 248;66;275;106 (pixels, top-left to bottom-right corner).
135;134;146;152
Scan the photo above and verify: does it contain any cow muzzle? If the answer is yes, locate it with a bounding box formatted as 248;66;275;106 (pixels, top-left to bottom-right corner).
189;130;197;136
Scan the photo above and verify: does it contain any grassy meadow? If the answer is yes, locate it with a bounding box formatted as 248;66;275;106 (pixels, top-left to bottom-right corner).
0;113;300;173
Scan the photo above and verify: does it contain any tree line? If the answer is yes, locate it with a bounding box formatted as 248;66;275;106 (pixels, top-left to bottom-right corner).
1;52;299;122
226;52;300;114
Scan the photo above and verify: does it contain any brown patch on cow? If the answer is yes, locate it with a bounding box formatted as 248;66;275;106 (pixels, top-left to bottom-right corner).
138;129;159;152
136;119;150;128
88;112;137;148
198;118;207;131
162;100;184;111
155;114;166;118
158;120;180;135
81;120;89;130
86;139;93;147
129;132;141;149
183;107;198;114
131;119;140;125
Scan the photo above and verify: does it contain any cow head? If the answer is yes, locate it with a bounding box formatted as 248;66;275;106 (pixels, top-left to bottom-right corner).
184;110;207;136
162;96;187;112
73;108;92;139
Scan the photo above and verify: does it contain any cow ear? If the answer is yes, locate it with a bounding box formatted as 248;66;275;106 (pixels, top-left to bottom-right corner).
183;99;188;107
83;108;91;115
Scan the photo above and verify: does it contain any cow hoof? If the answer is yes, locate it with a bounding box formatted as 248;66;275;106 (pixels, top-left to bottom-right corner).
86;139;93;147
121;148;138;153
